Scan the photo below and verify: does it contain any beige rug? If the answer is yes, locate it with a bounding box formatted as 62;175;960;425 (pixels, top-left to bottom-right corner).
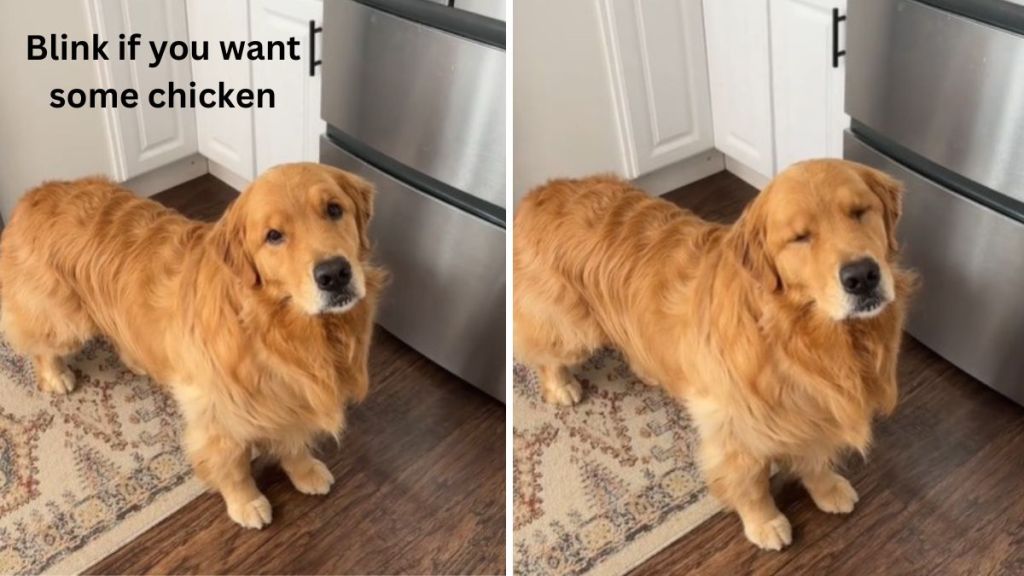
0;337;203;575
513;350;721;576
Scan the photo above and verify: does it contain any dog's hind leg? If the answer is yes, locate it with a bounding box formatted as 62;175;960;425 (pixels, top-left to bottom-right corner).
514;292;602;406
0;274;96;394
535;364;583;406
32;354;78;395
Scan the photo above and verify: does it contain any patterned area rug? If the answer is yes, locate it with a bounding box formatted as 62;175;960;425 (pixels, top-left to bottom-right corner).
513;350;721;576
0;337;202;575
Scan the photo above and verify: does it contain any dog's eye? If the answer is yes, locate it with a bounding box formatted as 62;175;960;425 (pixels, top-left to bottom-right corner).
326;202;343;220
265;229;284;245
792;232;812;244
851;207;869;220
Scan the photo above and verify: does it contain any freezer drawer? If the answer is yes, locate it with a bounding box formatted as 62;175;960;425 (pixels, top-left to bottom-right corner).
845;131;1024;405
321;0;505;208
320;135;505;401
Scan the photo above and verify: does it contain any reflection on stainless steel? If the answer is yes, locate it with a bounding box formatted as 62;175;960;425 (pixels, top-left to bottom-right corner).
846;0;1024;203
321;0;505;208
846;132;1024;405
455;0;507;21
321;137;506;400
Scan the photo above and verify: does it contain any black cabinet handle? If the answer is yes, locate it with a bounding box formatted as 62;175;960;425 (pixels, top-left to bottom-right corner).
832;8;846;68
309;19;322;77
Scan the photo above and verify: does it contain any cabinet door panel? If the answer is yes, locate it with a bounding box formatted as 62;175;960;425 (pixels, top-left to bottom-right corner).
703;0;774;176
602;0;715;176
251;0;323;174
187;0;255;180
513;0;627;200
771;0;848;170
90;0;198;179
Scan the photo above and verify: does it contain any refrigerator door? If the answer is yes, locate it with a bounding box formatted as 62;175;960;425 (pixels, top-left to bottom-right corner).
321;0;505;209
846;0;1024;205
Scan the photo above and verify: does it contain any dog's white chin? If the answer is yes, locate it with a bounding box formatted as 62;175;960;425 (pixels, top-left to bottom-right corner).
298;291;363;316
302;277;366;315
846;298;889;320
321;295;361;314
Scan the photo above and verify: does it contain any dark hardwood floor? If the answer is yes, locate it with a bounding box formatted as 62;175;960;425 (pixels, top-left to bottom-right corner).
630;171;1024;575
86;175;506;575
147;173;240;222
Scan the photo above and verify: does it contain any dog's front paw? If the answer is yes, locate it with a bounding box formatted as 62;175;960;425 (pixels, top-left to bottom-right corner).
38;365;75;395
744;514;792;551
227;494;273;529
289;458;335;496
541;379;583;406
809;475;859;514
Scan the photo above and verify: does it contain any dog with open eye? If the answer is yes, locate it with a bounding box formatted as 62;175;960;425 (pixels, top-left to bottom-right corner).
514;159;917;550
0;163;387;529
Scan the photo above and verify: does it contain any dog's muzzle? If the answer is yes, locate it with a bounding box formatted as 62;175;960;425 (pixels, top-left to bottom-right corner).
314;257;360;313
840;257;889;318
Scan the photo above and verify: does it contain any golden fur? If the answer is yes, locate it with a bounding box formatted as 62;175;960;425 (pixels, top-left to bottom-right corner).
514;159;917;550
0;163;387;529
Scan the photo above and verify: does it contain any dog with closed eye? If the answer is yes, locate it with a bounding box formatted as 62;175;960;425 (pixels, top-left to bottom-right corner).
514;159;917;550
0;163;387;529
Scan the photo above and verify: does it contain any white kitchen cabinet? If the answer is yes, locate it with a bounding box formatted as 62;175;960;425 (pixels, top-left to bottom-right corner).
702;0;775;178
250;0;324;174
770;0;849;170
514;0;718;201
514;0;627;201
600;0;715;176
88;0;198;180
187;0;256;180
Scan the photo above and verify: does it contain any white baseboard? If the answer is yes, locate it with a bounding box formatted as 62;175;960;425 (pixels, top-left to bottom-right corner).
208;159;251;192
724;156;772;191
633;150;726;196
122;154;209;197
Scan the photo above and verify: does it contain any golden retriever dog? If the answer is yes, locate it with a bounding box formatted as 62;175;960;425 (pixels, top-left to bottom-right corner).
514;159;916;550
0;163;387;529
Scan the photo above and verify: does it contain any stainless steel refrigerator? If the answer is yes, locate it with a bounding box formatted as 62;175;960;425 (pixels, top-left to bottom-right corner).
319;0;505;400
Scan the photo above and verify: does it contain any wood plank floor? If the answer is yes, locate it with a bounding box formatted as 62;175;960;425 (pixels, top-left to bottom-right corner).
631;171;1024;575
87;175;506;575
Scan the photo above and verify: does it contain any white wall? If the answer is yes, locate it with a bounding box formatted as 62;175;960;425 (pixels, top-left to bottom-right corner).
0;0;114;221
512;0;627;204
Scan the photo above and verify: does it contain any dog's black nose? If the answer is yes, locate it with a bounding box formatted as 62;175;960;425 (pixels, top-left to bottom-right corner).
840;258;881;296
314;257;352;293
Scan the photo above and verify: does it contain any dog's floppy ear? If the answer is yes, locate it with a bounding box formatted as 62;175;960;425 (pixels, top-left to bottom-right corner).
853;162;904;254
320;165;376;253
730;195;782;293
212;198;261;288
